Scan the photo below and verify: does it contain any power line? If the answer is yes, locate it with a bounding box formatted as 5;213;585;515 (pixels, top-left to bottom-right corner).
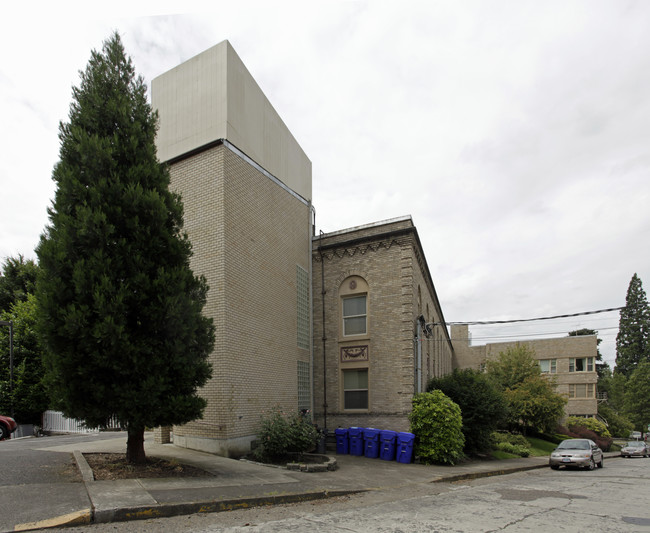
464;326;620;342
434;307;623;326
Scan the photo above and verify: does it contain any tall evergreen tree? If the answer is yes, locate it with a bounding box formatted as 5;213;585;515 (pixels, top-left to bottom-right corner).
615;274;650;377
36;33;214;463
624;360;650;432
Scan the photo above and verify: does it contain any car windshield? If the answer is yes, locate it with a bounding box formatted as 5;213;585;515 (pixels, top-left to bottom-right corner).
557;440;589;450
626;441;643;447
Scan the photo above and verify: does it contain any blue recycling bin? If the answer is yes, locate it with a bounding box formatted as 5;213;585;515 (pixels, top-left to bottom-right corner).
348;427;364;456
335;428;349;454
379;430;397;461
363;427;380;458
396;432;415;464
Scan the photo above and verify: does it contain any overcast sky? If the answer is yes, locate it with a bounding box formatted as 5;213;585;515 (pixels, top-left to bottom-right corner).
2;1;649;366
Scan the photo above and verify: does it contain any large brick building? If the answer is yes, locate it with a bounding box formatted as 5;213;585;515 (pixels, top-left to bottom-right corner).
151;41;597;456
151;41;313;456
312;217;454;432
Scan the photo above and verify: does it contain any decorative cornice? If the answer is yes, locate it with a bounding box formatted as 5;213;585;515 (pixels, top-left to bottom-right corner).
314;236;405;263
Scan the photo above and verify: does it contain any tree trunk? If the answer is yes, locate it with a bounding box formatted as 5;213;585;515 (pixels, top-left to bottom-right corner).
126;426;146;464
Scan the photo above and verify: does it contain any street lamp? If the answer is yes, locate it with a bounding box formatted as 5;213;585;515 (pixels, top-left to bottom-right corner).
0;320;14;418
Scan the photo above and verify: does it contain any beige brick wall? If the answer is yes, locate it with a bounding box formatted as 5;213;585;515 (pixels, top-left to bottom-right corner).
312;219;454;433
168;143;311;456
451;325;599;418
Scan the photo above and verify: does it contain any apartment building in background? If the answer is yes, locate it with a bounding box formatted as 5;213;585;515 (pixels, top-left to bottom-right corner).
451;324;599;419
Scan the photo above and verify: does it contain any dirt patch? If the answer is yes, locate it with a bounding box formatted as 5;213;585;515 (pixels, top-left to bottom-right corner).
83;453;215;480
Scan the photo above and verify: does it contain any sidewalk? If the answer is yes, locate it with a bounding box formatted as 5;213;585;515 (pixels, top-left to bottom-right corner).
7;433;620;532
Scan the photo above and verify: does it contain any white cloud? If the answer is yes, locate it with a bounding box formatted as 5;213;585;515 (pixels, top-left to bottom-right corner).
1;1;649;366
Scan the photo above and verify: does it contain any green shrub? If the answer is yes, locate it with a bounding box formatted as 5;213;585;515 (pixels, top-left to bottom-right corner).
597;404;633;438
495;442;530;457
531;432;569;444
566;416;611;438
427;369;507;455
409;391;465;465
253;408;318;462
492;432;529;448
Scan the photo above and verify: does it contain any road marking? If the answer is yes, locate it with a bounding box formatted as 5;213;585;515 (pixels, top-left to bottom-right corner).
14;509;91;531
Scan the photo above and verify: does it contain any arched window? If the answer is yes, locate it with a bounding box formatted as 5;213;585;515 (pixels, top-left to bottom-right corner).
339;275;370;411
339;276;369;338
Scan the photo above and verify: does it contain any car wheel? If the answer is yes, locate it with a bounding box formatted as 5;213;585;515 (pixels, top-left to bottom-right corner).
587;457;595;470
550;465;560;470
597;456;604;468
0;424;7;441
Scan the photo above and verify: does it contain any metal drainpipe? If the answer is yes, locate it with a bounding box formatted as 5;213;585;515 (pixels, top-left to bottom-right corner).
415;321;421;394
319;231;327;431
415;316;425;394
308;202;315;417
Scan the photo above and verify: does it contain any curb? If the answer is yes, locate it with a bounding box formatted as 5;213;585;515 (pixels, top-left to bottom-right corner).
73;450;95;482
13;510;92;532
92;490;365;524
240;454;338;472
432;463;548;483
62;450;625;527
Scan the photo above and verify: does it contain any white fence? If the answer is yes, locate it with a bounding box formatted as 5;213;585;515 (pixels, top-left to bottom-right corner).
42;410;122;434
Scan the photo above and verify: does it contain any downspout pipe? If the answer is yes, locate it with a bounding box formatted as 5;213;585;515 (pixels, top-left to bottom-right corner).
308;202;315;417
318;231;328;431
415;315;426;394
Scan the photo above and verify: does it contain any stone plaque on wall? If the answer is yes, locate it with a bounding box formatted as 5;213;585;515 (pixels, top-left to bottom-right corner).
341;345;369;362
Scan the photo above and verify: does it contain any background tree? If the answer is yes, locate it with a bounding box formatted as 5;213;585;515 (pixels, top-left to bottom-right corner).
623;360;650;432
596;366;633;437
0;295;49;424
427;369;507;455
486;344;566;434
503;375;567;434
615;273;650;376
593;404;632;439
36;33;214;464
0;255;38;312
597;367;627;412
485;344;540;390
568;328;608;377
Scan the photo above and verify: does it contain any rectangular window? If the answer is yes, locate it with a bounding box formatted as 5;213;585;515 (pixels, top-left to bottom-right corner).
296;266;310;350
343;295;367;336
297;361;310;412
539;359;557;374
569;357;594;372
343;369;368;409
569;383;595;398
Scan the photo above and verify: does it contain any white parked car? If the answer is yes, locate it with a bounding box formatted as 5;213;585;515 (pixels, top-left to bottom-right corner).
621;441;649;458
549;439;604;470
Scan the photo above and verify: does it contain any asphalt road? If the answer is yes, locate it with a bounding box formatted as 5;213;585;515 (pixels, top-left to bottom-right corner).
45;453;650;533
0;432;124;485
